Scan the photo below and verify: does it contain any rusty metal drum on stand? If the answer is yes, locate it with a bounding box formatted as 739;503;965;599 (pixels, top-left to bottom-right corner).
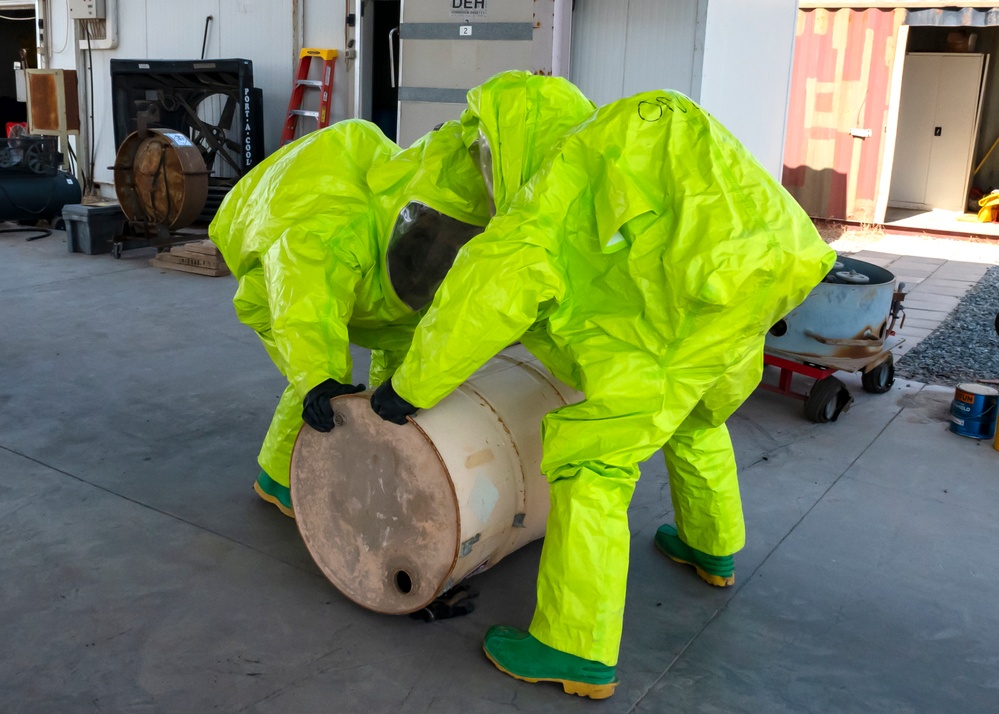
290;345;581;615
113;128;208;231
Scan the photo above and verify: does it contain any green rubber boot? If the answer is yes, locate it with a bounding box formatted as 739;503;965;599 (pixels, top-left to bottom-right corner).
253;470;295;519
654;523;734;587
482;626;618;700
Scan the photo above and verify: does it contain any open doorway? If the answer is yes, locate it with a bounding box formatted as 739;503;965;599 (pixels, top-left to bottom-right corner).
884;25;998;233
0;4;36;133
363;0;400;142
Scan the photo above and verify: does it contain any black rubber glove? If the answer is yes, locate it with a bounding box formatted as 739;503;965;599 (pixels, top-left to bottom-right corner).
302;379;366;432
370;379;419;425
410;584;478;622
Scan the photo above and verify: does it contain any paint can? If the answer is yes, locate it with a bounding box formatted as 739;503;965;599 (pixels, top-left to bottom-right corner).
949;383;999;440
290;345;581;615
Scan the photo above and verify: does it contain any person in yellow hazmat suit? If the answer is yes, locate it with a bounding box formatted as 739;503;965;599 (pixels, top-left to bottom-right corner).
209;119;490;516
370;84;837;698
209;73;596;518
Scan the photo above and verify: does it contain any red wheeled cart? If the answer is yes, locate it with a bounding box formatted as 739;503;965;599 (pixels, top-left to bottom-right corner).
759;256;906;423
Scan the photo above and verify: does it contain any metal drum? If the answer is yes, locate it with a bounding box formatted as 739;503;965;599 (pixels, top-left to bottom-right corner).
766;255;898;369
113;128;208;230
290;345;581;615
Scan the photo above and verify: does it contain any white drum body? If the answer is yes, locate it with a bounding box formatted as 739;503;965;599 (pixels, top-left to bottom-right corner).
290;345;581;614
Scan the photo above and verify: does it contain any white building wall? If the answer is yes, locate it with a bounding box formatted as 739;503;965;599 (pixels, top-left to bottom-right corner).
697;0;799;177
44;0;350;192
303;0;352;124
569;0;798;179
215;0;294;157
569;0;700;104
36;0;797;191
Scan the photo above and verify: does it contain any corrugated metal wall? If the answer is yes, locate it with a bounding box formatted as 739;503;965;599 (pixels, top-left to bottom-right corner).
783;7;905;221
569;0;699;105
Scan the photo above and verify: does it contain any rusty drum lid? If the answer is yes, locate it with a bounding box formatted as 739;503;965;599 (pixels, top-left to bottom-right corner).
290;394;459;614
113;128;208;230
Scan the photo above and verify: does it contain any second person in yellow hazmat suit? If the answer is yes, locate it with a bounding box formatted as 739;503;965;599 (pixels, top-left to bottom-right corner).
210;119;491;516
371;85;837;698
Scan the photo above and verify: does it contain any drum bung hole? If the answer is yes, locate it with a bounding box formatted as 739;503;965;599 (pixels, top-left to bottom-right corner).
394;570;413;594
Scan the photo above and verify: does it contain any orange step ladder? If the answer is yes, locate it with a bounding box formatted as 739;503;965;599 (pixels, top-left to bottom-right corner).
280;48;338;146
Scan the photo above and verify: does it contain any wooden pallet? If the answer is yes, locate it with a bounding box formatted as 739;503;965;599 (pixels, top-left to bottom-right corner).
149;240;230;277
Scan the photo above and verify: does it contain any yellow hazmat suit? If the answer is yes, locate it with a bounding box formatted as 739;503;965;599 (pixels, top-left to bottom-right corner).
389;89;837;667
210;119;490;514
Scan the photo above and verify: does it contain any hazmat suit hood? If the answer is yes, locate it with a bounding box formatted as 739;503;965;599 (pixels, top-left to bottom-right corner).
368;120;492;311
459;70;596;214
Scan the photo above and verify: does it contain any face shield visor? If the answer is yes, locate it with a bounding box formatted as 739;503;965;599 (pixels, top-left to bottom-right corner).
467;129;495;216
386;201;484;311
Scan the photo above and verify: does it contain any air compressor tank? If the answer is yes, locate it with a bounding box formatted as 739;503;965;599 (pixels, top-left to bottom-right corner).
0;171;81;223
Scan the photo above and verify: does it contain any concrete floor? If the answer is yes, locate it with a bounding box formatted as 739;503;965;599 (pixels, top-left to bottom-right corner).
2;225;999;713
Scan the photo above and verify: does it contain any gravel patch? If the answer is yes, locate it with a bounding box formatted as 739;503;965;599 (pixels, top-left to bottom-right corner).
896;265;999;387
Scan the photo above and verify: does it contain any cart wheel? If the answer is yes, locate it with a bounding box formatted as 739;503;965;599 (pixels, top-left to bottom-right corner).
861;355;895;394
111;242;122;259
804;376;852;423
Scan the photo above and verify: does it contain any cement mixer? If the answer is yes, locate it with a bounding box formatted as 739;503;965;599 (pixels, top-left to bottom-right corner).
290;345;581;615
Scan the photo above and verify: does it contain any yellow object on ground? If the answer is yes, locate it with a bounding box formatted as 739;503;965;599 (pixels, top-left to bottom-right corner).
391;84;836;666
209;119;490;496
977;191;999;222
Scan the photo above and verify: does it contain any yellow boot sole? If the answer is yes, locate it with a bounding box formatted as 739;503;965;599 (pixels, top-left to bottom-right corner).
483;648;618;700
253;481;296;519
664;552;735;587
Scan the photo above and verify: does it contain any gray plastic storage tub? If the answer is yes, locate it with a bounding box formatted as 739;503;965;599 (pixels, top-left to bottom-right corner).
62;203;126;255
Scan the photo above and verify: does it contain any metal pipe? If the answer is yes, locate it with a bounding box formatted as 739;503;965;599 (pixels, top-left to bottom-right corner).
201;15;213;60
388;26;398;88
